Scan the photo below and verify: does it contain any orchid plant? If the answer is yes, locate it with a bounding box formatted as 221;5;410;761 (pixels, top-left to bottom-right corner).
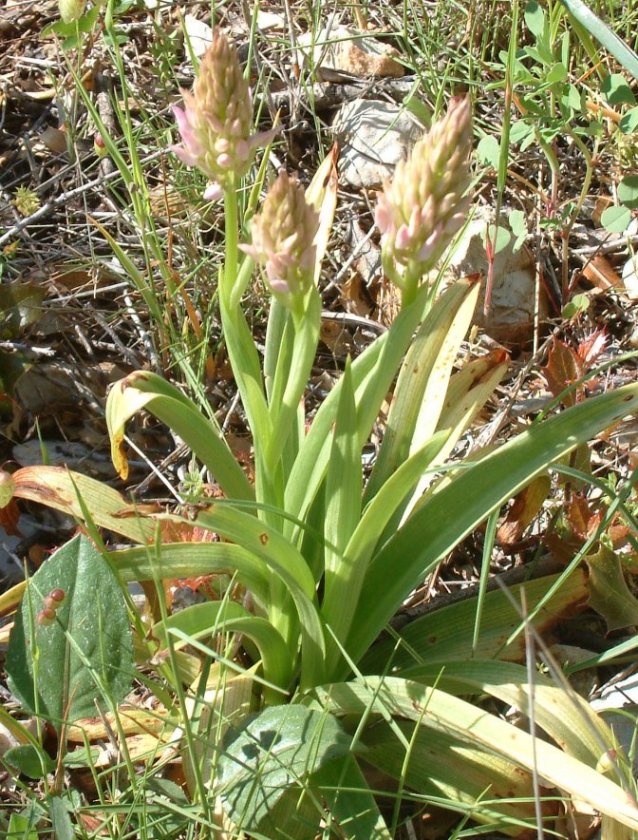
3;32;638;837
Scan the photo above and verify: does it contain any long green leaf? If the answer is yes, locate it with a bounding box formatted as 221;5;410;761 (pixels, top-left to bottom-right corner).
347;384;638;664
398;659;614;769
265;288;321;471
193;506;315;597
360;719;539;832
219;294;272;456
558;0;638;78
111;542;271;604
312;677;638;831
322;430;450;683
155;602;293;693
323;361;361;619
106;371;254;501
284;283;431;534
192;507;326;689
285;281;470;538
365;279;479;503
347;430;449;574
360;569;588;672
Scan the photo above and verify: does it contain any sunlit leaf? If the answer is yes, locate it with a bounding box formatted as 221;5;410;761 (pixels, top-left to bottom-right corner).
586;544;638;632
7;535;134;726
217;705;350;837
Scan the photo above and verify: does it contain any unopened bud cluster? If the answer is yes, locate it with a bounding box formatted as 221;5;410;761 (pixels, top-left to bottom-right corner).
375;95;473;287
242;171;319;304
171;33;274;199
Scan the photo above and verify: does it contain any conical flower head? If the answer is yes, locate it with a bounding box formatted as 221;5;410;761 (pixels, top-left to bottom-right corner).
242;171;319;305
375;95;473;287
170;33;273;198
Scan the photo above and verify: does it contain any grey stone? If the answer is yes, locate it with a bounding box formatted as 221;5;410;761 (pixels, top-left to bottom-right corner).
332;99;425;189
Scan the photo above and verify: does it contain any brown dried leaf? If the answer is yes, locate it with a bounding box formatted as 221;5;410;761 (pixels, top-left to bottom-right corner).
497;474;551;545
566;494;602;542
38;126;67;154
341;274;372;317
543;339;584;406
0;497;21;536
581;254;621;290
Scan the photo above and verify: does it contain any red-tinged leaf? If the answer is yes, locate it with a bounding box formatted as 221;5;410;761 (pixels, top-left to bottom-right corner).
543;339;584;406
580;253;621;290
158;518;218;543
586;545;638;632
0;498;21;536
577;329;608;367
566;494;602;542
10;466;157;543
546;531;582;565
609;521;632;549
496;475;551;546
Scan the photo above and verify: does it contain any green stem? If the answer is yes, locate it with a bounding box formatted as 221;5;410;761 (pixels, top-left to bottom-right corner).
222;178;239;304
561;128;594;299
265;287;321;473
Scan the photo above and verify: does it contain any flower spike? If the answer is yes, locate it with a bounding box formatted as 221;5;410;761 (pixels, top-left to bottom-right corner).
375;95;473;293
241;171;319;308
170;33;275;197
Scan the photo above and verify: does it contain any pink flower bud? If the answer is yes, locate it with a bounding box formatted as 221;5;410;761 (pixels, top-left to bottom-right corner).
376;96;473;289
240;171;319;307
170;33;278;196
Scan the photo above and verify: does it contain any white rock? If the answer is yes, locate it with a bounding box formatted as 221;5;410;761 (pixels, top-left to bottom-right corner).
444;209;547;343
333;99;425;188
298;24;404;82
184;15;213;59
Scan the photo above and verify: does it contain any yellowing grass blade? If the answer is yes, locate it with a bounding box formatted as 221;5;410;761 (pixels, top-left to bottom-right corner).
306;142;339;280
399;659;616;769
11;465;155;543
314;677;638;831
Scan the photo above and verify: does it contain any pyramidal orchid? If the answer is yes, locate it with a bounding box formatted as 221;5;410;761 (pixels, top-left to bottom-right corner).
375;95;473;302
241;171;320;310
170;33;275;199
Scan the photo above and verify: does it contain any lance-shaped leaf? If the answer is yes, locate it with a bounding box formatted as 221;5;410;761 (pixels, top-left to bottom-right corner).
153;601;293;695
311;677;638;831
360;569;589;672
9;466;155;544
360;719;539;831
365;278;480;504
285;280;473;538
106;370;253;501
396;659;620;772
347;384;638;665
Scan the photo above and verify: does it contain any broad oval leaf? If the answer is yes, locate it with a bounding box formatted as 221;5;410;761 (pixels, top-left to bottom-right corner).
217;704;351;837
7;534;134;726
